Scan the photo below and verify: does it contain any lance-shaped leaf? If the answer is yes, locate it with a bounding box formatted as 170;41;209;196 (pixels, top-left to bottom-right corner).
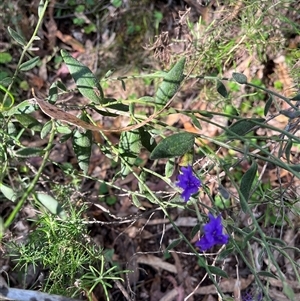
150;132;195;159
226;118;265;139
239;160;257;212
36;193;67;219
72;114;93;174
15;114;42;131
15;147;45;158
61;49;103;104
264;94;273;116
119;129;141;177
19;56;40;72
138;126;157;152
155;57;186;106
5;100;35;116
207;265;228;278
165;158;176;178
8;27;26;46
216;80;228;98
0;183;18;202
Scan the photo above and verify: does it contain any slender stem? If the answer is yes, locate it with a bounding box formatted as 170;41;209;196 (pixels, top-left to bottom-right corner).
3;0;50;105
4;120;56;229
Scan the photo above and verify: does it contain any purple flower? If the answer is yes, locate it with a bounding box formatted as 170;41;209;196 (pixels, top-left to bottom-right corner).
242;289;263;301
195;214;229;251
242;290;263;301
176;165;201;202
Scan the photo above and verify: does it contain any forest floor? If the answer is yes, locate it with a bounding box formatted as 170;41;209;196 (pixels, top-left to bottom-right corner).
0;1;300;301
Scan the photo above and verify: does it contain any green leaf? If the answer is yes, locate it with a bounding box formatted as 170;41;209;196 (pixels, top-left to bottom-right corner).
106;195;117;206
0;77;13;86
218;246;235;261
61;49;103;104
48;82;58;104
40;120;52;139
119;129;141;177
241;227;257;248
198;110;214;118
73;126;93;175
56;80;67;91
165;158;175;177
218;185;230;199
190;114;202;129
150;132;195;159
132;194;143;208
19;56;40;71
57;125;72;134
166;238;182;251
155;57;185;106
285;140;293;164
191;224;200;238
0;183;18;202
264;94;273;116
283;282;295;300
216;80;228;98
288;164;300;172
0;84;14;110
0;218;3;237
207;265;228;278
0;52;12;64
232;72;248;84
15;147;44;158
93;98;129;117
257;271;278;279
15;114;42;131
138;126;157;152
139;96;155;103
36;193;67;219
111;0;122;8
265;236;286;246
5;100;36;116
178;151;194;167
280;110;300;119
8;27;26;46
38;0;45;18
239;160;257;212
226;118;265;139
291;94;300;101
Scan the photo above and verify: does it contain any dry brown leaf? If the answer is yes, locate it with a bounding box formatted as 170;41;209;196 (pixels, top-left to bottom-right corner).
195;275;254;295
137;254;177;273
56;30;85;53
